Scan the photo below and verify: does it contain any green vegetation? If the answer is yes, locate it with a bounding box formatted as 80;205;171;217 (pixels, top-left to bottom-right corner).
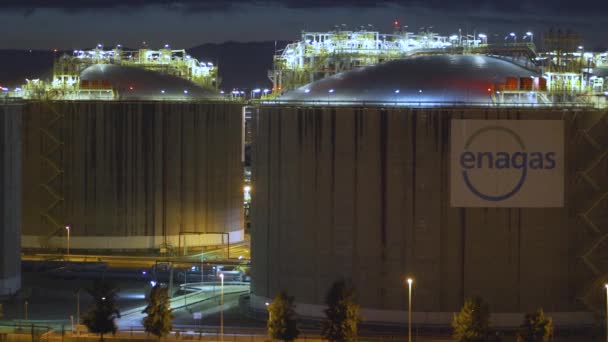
452;297;492;342
142;285;174;339
516;309;553;342
82;281;121;341
267;291;300;342
321;280;361;342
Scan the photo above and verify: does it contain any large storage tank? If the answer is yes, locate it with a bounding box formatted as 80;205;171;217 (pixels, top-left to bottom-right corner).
22;101;244;252
250;55;608;325
0;104;21;295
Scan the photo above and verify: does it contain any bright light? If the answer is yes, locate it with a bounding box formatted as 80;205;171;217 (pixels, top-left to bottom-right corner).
142;271;147;275
150;281;157;287
526;32;533;36
578;46;584;50
304;89;310;93
418;89;423;93
265;302;270;306
509;32;516;37
407;278;413;285
252;88;261;93
164;44;170;48
478;33;487;39
394;89;400;94
101;297;106;301
244;185;251;192
219;273;224;279
263;89;270;94
160;90;165;94
238;255;243;260
65;225;70;230
605;284;608;289
449;35;458;41
184;90;189;94
328;89;334;93
191;266;196;271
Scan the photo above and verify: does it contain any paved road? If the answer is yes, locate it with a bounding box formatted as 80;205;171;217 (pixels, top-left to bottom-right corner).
22;241;251;269
118;285;249;328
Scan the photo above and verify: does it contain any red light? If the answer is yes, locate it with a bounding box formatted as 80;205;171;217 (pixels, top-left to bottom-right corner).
487;88;492;92
129;86;134;90
394;20;399;26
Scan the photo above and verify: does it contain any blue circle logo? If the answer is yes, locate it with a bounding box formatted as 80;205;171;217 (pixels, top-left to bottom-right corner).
461;126;527;202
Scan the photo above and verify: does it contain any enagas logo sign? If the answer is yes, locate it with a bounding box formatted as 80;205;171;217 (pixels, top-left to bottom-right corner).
451;120;564;207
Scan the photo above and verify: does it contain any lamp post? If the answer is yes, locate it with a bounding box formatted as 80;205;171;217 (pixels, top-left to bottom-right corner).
525;31;533;43
509;32;516;44
407;278;413;342
65;225;70;258
220;273;224;342
76;289;81;325
605;284;608;342
265;302;271;321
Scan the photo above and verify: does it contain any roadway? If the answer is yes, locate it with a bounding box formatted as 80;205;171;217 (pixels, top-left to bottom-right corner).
118;284;250;328
21;241;250;269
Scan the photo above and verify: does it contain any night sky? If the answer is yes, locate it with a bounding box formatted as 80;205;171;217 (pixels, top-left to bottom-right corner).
1;0;607;50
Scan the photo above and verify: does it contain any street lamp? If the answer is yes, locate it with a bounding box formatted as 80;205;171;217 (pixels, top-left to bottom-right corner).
65;226;70;258
478;33;487;45
407;278;413;342
265;302;271;321
251;88;261;99
510;32;517;44
219;273;224;342
524;31;533;43
605;284;608;342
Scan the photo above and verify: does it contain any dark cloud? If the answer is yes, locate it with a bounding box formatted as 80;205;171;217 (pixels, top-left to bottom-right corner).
2;0;607;16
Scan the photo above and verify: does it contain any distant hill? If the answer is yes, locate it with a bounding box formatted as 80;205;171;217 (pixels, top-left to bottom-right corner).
187;40;290;91
0;41;291;90
0;50;57;87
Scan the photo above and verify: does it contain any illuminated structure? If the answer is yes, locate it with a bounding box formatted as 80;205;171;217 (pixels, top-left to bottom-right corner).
268;28;608;102
250;54;608;326
269;29;485;93
23;44;219;100
0;104;21;295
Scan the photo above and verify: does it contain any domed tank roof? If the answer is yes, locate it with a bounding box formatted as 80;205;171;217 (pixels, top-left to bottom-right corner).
80;64;220;100
278;55;540;105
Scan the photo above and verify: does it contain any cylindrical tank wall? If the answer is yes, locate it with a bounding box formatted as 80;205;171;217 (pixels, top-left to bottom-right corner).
0;104;21;295
22;102;244;251
251;106;608;317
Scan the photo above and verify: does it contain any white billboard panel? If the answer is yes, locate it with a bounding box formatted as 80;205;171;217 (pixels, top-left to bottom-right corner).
451;120;564;207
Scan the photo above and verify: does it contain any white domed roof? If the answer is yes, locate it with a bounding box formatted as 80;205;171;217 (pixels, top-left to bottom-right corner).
279;55;539;105
80;64;220;100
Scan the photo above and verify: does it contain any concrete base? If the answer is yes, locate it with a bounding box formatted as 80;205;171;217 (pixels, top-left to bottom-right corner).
22;229;245;250
0;274;21;296
251;294;594;328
